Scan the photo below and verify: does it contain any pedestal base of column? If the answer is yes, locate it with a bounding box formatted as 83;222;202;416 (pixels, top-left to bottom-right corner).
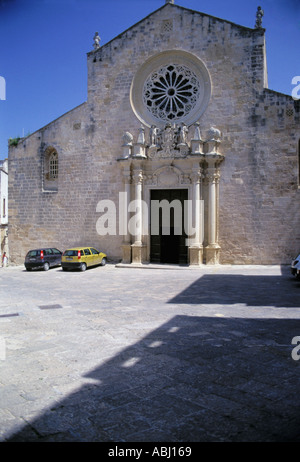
205;244;220;265
121;243;132;264
189;246;203;266
131;243;147;264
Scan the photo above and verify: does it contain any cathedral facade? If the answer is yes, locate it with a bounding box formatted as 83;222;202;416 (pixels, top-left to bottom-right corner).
8;1;300;265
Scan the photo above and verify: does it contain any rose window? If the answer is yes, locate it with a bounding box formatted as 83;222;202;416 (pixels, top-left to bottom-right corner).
130;51;211;127
143;64;201;122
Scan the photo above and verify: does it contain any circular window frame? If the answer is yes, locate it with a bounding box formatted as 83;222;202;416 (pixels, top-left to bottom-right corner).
130;50;211;128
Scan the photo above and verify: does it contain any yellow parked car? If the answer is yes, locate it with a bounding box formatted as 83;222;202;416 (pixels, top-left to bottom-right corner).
61;247;107;271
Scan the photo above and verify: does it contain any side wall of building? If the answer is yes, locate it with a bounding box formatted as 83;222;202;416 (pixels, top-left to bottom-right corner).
0;159;8;258
219;89;300;263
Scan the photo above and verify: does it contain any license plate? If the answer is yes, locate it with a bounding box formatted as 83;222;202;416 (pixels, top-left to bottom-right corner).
66;257;73;261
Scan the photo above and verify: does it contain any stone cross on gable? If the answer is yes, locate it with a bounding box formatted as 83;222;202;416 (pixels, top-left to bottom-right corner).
165;0;174;4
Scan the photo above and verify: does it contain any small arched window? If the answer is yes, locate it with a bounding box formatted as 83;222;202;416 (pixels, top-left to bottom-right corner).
49;152;58;179
43;146;58;192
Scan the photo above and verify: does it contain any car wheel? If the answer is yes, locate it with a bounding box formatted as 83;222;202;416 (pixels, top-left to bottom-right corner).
43;262;50;271
100;257;107;266
26;267;32;271
62;267;68;271
80;263;87;272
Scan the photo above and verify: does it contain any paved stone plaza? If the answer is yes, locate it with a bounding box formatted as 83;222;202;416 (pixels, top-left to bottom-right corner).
0;263;300;442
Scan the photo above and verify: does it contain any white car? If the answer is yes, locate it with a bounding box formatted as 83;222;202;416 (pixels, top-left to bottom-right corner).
291;253;300;278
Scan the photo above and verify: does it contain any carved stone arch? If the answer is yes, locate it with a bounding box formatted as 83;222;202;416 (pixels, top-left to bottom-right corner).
154;165;183;187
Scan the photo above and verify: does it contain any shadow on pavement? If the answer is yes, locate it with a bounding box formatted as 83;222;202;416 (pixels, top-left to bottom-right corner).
6;313;300;442
168;270;300;308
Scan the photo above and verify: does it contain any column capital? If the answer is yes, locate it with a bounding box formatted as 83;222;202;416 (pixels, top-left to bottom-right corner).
190;169;203;184
205;152;225;166
205;166;219;184
132;169;143;185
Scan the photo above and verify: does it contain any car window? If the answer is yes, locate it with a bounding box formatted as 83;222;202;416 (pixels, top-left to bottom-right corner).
27;250;39;257
84;249;91;255
63;250;78;256
90;248;99;255
52;248;61;255
45;249;53;255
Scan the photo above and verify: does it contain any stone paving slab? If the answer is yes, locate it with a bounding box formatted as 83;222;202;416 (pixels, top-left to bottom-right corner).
0;263;300;442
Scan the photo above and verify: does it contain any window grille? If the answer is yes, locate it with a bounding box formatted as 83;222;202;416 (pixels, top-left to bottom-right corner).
143;64;201;123
49;152;58;179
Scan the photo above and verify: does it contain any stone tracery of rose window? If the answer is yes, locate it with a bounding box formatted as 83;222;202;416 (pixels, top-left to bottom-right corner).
143;64;201;123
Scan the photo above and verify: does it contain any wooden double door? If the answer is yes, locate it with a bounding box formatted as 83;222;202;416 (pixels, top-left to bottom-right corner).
150;189;188;264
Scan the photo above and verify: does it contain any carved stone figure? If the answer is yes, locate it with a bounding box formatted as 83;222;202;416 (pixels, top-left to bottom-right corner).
192;122;202;140
207;127;221;141
162;123;176;152
149;125;160;146
93;32;101;50
137;126;145;145
255;6;264;29
122;131;133;145
178;122;188;145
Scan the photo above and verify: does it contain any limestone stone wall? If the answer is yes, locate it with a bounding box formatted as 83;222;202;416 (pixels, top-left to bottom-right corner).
8;3;300;265
219;89;300;264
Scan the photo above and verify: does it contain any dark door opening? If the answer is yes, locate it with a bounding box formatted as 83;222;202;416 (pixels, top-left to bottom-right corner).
150;189;188;264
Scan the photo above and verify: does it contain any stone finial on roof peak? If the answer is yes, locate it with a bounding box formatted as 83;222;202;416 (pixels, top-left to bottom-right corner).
255;6;264;28
93;32;101;50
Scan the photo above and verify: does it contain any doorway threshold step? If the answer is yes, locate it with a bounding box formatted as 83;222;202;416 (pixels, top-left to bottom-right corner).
115;263;202;270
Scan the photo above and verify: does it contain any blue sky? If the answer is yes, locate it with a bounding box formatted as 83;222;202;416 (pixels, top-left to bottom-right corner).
0;0;299;159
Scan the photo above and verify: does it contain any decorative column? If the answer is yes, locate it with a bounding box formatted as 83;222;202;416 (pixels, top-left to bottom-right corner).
120;164;132;264
203;127;224;265
205;160;221;265
131;166;146;264
189;163;204;265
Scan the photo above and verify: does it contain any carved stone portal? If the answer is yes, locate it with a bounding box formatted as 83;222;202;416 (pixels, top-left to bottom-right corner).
117;122;224;266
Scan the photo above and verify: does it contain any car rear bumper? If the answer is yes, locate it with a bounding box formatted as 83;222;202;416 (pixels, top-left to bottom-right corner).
62;262;83;269
25;262;44;269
